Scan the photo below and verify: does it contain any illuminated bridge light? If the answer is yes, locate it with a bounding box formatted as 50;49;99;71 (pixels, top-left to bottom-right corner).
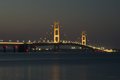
104;49;114;53
38;41;40;43
32;48;35;51
68;41;71;43
22;40;25;43
71;47;76;49
45;48;49;50
33;40;36;43
47;40;50;43
64;40;66;43
0;40;3;42
66;41;69;43
43;40;45;43
17;40;19;42
60;40;62;42
36;47;39;50
62;40;65;43
39;48;42;51
76;42;79;44
9;40;12;42
28;40;31;42
79;47;82;49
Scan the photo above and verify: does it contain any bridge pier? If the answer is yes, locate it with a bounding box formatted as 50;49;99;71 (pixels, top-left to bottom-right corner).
17;44;33;52
18;44;29;52
3;46;7;52
13;45;18;52
54;44;60;51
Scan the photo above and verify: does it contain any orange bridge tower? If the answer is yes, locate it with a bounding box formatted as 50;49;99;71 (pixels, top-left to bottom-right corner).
53;21;60;43
81;31;87;46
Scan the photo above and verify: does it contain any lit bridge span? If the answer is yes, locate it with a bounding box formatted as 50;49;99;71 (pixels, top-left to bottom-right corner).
0;21;114;53
0;41;112;53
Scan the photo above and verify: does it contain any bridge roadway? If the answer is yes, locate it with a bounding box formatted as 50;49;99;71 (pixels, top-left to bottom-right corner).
0;42;95;52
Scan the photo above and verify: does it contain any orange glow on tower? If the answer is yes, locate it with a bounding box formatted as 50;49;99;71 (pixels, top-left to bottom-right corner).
53;21;60;43
82;31;87;46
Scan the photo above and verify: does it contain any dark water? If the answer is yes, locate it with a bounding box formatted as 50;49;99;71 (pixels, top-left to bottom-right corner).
0;61;120;80
0;52;120;80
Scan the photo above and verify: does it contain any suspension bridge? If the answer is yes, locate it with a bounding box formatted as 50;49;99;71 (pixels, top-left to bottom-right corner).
0;21;114;53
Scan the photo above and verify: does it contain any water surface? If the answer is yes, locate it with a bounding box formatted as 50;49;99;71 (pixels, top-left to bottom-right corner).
0;61;120;80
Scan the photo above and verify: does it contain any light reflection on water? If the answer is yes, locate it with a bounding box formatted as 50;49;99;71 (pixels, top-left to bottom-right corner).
52;64;60;80
0;62;119;80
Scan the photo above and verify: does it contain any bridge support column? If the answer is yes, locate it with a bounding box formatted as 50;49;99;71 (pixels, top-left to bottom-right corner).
54;21;60;43
82;31;87;46
18;44;29;52
54;44;60;51
13;45;18;52
3;46;7;52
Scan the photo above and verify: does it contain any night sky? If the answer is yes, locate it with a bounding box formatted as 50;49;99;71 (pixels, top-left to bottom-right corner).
0;0;120;48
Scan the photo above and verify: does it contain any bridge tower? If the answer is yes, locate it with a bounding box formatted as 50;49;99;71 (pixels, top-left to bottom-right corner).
81;31;87;46
53;21;60;43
